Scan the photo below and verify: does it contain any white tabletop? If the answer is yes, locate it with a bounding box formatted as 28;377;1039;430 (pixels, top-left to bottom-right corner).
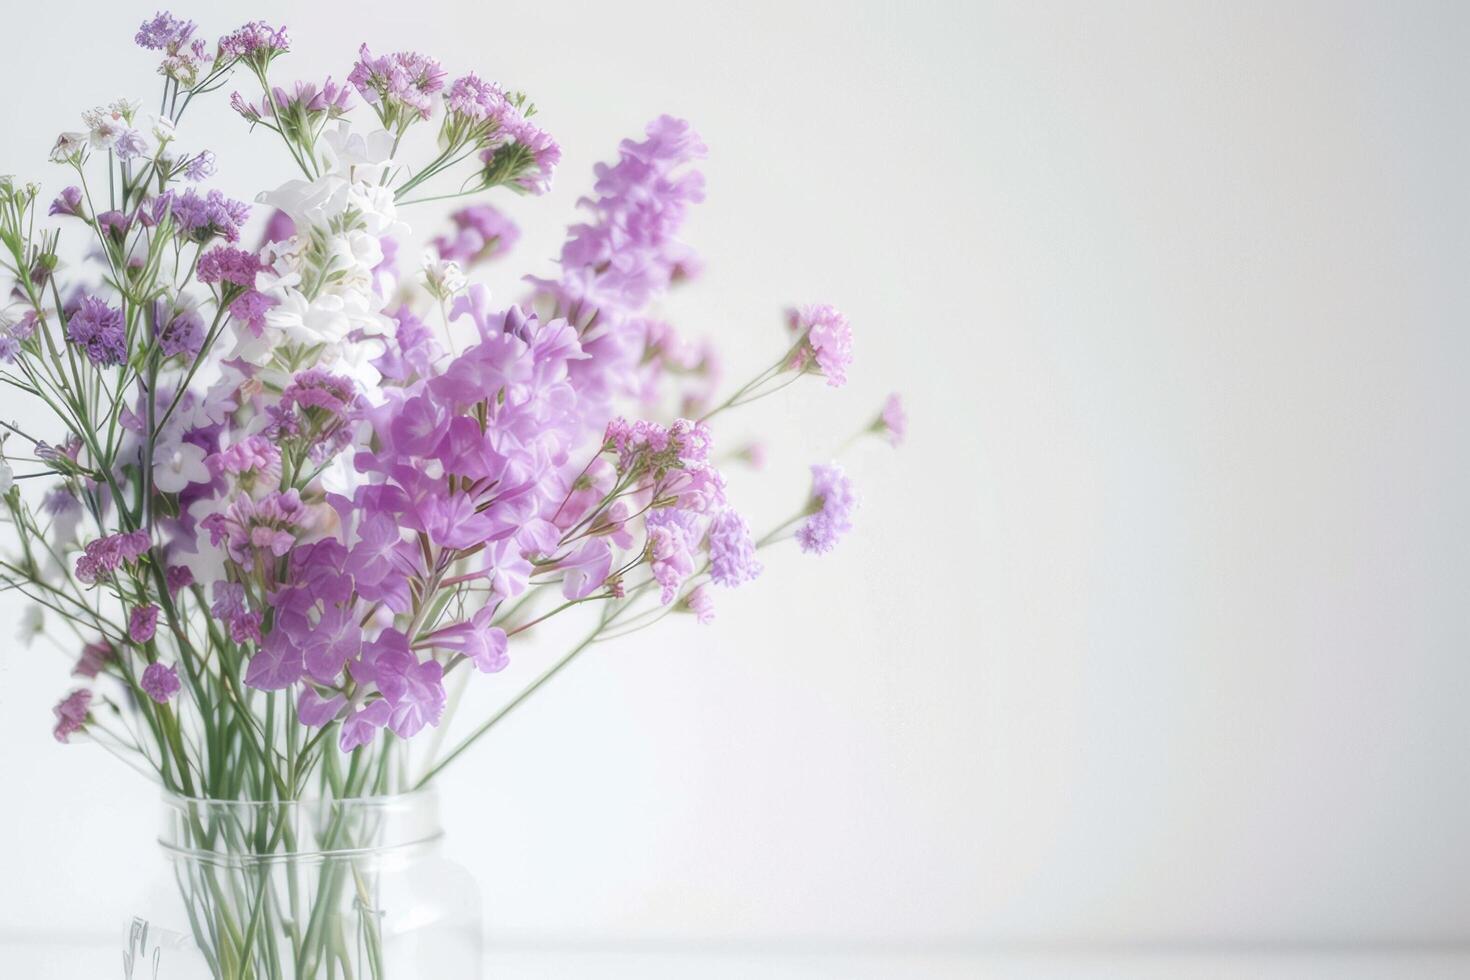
6;937;1470;979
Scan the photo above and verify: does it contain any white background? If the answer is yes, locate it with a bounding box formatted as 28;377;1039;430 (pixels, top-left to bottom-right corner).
1;0;1468;956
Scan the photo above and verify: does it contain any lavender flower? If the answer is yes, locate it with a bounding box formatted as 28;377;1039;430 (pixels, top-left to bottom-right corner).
65;296;127;366
218;20;289;65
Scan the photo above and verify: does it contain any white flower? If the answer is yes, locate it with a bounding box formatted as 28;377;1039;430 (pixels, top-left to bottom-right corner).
50;132;87;162
256;175;352;231
321;123;395;178
345;181;406;238
150;114;176;145
17;606;42;647
420;253;466;300
153;441;210;493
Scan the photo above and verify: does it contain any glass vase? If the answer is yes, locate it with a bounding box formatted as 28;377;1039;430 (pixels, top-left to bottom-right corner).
125;789;480;979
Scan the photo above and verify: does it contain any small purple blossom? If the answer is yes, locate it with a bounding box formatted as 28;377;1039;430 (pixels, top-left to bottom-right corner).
156;305;204;359
129;604;160;644
53;689;92;742
48;186;84;218
789;304;853;387
183;150;216;181
73;640;115;679
197;245;262;287
160;187;251;243
879;392;906;446
707;509;762;587
683;584;715;624
141;662;181;703
432;203;519;265
66;295;127;366
797;463;856;555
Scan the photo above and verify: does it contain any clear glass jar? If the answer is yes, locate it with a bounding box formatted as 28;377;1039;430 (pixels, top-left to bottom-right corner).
127;789;481;979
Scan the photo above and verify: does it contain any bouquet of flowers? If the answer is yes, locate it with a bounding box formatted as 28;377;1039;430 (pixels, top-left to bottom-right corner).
1;12;903;977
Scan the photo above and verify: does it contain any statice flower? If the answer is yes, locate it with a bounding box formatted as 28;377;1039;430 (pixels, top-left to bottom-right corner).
218;20;289;65
480;110;561;194
197;245;262;287
162;187;251;243
156;304;205;359
348;45;446;126
136;12;210;84
52;689;92;742
797;463;857;555
141;662;180;703
66;295;127;366
682;584;715;624
707;509;762;587
645;508;702;604
135;12;195;51
130;605;160;644
788;304;853;387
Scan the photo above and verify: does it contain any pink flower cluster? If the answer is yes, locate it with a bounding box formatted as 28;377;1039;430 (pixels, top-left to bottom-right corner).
75;530;151;585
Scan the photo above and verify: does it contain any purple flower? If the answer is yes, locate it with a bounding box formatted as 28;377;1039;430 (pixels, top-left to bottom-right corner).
73;640;115;678
559;538;612;600
797;463;856;555
879;392;906;446
788;304;853;387
211;581;262;644
298;688;346;727
347;44;446;124
135;12;196;51
430;607;510;674
129;604;160;644
141;662;180;703
113;128;150;162
166;565;194;595
200;489;310;564
339;699;391;751
49;186;84;218
184;150;216;181
445;73;508;124
683;584;715;625
708;509;762;587
52;689;92;742
159;188;251;243
218;21;289;62
246;627;305;690
645;508;702;604
228;290;275;333
74;530;150;585
432;203;519;266
197;246;262;288
156;305;204;359
66;295;127;366
303;604;362;684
